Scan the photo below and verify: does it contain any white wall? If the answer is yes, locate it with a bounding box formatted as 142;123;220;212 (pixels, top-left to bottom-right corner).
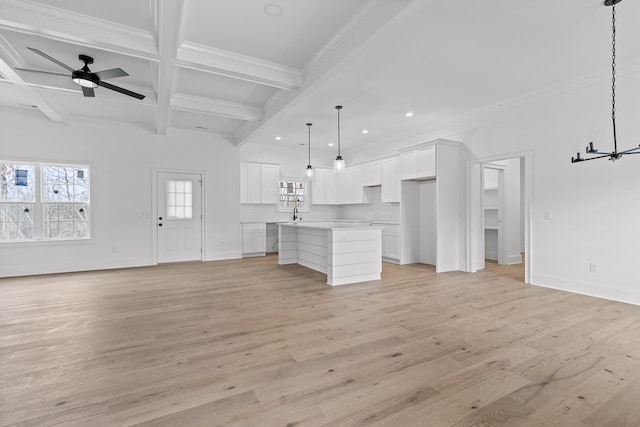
0;108;241;277
465;74;640;305
342;71;640;305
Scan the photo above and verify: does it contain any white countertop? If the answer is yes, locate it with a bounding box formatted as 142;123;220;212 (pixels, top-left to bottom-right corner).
279;221;382;231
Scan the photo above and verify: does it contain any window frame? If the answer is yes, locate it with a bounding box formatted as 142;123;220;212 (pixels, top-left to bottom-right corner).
0;160;92;244
276;177;309;213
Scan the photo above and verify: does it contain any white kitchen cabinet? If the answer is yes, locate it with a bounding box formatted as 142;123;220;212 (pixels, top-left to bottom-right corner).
240;163;261;204
260;164;279;204
312;168;339;205
339;166;364;204
399;139;468;272
312;168;327;204
399;145;436;180
325;170;339;205
381;157;400;203
373;223;400;263
417;146;436;178
362;160;382;186
400;151;417;180
240;163;279;204
242;223;266;256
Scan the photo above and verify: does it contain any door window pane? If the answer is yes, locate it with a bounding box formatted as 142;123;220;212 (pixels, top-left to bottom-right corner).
166;179;193;219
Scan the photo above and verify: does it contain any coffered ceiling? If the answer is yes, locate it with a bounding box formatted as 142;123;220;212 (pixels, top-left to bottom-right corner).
1;0;639;154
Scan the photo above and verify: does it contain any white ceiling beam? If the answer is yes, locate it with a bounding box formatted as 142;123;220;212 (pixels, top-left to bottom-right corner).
0;33;66;123
177;42;301;90
153;0;188;135
171;94;262;122
0;0;157;60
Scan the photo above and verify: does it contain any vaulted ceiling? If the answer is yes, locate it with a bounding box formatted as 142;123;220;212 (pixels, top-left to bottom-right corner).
1;0;639;154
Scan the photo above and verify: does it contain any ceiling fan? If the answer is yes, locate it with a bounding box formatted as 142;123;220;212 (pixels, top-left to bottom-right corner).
16;47;145;100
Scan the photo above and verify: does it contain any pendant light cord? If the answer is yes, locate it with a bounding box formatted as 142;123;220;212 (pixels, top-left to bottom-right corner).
336;106;342;158
307;123;312;165
611;3;618;153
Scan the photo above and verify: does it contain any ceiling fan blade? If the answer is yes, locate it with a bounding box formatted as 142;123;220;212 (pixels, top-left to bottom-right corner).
94;68;128;80
14;67;70;77
82;86;95;97
27;47;75;72
98;81;145;100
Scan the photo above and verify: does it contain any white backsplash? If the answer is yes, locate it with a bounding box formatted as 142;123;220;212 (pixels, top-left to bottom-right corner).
340;186;400;223
241;187;399;224
241;204;340;223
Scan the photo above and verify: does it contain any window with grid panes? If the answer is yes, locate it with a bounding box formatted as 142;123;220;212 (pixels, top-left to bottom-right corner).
0;161;90;242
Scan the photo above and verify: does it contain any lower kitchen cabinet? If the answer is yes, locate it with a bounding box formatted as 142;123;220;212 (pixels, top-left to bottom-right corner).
242;223;266;256
374;223;400;263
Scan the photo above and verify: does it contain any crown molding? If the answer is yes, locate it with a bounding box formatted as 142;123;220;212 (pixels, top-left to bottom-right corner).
171;93;263;122
305;0;389;73
0;0;157;60
177;42;301;90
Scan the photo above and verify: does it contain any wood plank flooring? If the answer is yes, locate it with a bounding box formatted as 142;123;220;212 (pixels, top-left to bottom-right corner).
2;256;640;426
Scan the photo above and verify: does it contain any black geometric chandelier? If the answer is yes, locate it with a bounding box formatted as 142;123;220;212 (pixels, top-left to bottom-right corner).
572;0;640;163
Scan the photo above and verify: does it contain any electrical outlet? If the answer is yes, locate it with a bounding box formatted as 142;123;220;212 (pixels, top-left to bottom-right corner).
220;240;225;247
544;211;553;220
589;262;599;273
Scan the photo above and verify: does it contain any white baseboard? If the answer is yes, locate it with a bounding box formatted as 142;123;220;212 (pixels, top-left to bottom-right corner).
0;257;152;278
532;274;640;306
205;250;242;261
506;253;522;265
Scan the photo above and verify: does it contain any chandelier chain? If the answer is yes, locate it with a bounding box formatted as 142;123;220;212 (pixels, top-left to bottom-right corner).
611;3;616;121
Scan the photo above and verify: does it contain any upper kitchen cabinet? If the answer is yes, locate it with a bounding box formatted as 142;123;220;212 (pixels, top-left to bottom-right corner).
381;157;400;203
240;162;280;204
312;168;339;205
313;166;366;205
399;145;436;181
338;165;364;205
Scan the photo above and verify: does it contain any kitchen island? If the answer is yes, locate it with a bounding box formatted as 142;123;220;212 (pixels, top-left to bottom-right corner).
278;222;382;286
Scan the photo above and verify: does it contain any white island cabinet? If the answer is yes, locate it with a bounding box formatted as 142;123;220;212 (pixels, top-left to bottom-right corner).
278;223;382;286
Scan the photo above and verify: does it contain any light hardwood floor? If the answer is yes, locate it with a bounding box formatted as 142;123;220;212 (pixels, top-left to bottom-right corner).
2;256;640;426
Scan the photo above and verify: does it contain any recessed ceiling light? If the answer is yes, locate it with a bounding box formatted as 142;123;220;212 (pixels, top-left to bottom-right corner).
362;129;369;134
264;3;283;17
102;104;114;109
196;126;209;130
275;136;282;140
328;143;334;147
405;112;414;117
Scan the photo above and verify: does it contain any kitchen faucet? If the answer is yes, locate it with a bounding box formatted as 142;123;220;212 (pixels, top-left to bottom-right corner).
293;206;298;221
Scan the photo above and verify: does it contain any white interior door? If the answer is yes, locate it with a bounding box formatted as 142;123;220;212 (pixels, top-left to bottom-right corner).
157;172;202;263
483;165;505;264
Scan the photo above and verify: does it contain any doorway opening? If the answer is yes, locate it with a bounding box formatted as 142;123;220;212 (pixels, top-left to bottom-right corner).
480;155;529;283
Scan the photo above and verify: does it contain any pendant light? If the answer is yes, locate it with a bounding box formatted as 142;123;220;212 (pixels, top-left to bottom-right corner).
333;105;346;172
305;122;314;179
572;0;640;163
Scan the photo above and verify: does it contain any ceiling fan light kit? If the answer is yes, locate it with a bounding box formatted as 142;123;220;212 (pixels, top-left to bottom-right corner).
18;48;145;100
572;0;640;163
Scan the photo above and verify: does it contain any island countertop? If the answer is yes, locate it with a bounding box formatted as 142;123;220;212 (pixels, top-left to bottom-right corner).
278;222;382;286
279;221;381;231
